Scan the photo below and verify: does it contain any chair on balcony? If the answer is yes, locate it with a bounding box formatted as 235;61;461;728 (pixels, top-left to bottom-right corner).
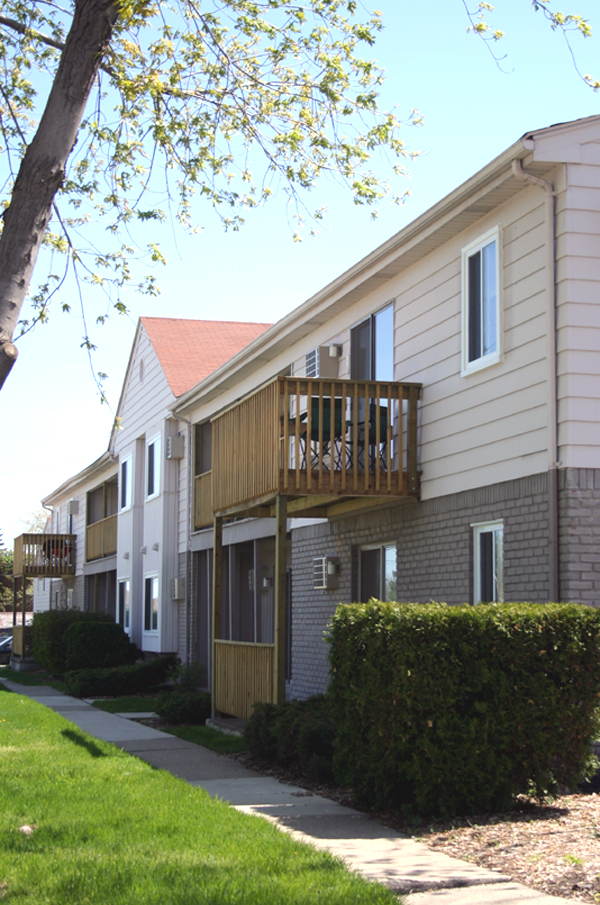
355;403;390;472
297;397;347;471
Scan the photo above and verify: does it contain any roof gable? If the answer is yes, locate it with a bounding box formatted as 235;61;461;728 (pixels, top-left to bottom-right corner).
140;317;271;397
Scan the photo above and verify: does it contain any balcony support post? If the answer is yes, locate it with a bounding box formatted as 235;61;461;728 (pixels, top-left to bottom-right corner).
211;515;223;718
21;574;26;625
12;577;17;626
273;494;288;706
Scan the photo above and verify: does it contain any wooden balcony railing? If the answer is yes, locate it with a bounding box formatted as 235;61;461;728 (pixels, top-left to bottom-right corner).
13;534;76;577
194;472;213;530
213;639;275;719
86;514;117;561
212;376;420;514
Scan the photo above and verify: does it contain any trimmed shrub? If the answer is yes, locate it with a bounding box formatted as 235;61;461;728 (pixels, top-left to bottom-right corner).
245;695;335;782
31;609;113;675
328;601;600;817
156;690;211;724
155;661;210;725
64;654;177;697
64;621;138;672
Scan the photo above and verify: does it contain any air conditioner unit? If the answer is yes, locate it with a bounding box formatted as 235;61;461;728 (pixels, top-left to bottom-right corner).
305;347;339;379
171;577;186;600
67;499;79;516
166;435;185;460
313;556;340;590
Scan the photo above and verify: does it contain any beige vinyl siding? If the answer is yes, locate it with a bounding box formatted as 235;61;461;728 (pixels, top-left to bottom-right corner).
183;184;551;502
556;159;600;468
390;185;549;500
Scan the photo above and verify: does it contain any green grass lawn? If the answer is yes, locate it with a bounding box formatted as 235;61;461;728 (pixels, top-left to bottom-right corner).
0;666;67;692
0;691;398;905
164;724;247;754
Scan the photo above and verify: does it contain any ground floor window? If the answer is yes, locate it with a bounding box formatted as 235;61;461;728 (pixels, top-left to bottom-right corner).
118;579;130;630
359;543;397;602
144;575;159;632
472;520;503;603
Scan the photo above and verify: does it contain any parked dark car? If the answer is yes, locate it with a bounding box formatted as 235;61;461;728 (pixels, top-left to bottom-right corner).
0;634;12;662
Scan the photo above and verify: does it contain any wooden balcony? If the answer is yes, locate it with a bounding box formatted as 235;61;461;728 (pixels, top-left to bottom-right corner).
194;472;213;530
211;376;421;518
86;514;117;561
13;534;75;578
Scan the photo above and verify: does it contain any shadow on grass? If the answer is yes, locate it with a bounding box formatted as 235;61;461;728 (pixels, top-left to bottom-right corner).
61;728;107;758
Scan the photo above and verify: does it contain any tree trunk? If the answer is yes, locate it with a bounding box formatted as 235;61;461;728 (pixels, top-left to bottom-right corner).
0;0;121;390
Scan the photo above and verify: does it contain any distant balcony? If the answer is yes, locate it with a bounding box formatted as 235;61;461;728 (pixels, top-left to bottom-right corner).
13;534;75;578
86;514;117;561
209;376;421;518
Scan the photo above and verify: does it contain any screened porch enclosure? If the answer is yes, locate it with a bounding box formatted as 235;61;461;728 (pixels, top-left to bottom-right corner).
196;537;290;719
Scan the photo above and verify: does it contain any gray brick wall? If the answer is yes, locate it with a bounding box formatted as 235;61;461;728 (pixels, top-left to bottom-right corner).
288;472;551;700
559;468;600;605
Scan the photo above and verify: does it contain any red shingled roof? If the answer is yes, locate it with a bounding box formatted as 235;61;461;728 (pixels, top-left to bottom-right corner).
140;317;271;397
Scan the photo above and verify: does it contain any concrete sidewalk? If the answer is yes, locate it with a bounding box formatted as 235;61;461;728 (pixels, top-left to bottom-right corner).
0;676;568;904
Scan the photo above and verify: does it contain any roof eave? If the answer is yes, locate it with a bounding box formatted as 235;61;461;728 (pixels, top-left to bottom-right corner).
41;451;117;507
173;135;535;416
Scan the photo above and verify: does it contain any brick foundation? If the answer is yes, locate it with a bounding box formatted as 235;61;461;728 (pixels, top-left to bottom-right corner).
559;468;600;605
288;472;551;700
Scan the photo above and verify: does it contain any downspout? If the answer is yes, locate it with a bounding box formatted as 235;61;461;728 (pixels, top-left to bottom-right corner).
511;159;560;601
178;414;193;665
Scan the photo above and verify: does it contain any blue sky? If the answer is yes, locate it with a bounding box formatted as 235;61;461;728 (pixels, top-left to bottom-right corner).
1;0;599;546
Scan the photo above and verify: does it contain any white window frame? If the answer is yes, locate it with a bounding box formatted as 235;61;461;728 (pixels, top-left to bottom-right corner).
359;541;397;602
119;454;133;512
461;227;502;376
472;519;504;604
146;434;161;501
118;578;131;631
144;573;159;633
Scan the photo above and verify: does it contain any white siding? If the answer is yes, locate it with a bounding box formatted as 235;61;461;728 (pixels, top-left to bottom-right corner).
114;325;180;653
556;157;600;468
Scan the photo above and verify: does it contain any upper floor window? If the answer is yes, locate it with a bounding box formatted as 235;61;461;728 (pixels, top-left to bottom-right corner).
55;508;61;533
472;520;504;604
194;421;212;477
350;303;394;382
119;455;132;512
146;435;161;500
462;228;501;375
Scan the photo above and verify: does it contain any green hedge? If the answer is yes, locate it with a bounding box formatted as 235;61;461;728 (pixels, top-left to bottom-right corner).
328;602;600;817
64;655;177;697
64;621;138;672
245;695;336;782
31;609;114;675
155;661;211;725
